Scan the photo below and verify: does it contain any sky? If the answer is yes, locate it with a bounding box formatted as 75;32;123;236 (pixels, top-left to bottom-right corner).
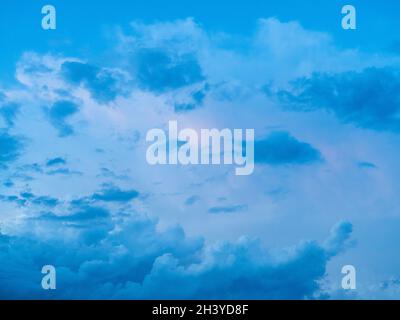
1;0;400;299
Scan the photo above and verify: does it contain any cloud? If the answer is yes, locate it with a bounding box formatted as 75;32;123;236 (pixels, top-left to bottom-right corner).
276;67;400;132
0;195;26;206
0;131;23;167
46;100;79;137
46;157;67;167
14;158;80;177
255;131;322;165
133;48;204;93
46;168;82;176
0;102;19;127
90;185;140;203
0;192;59;208
61;61;129;104
31;196;59;208
0;212;353;299
3;180;14;188
40;206;110;222
117;18;211;109
174;85;209;112
357;161;377;169
130;230;350;300
208;204;248;214
323;221;353;257
118;17;377;91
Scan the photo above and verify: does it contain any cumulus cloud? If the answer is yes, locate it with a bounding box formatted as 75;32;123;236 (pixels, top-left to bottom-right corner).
0;208;353;299
127;224;352;300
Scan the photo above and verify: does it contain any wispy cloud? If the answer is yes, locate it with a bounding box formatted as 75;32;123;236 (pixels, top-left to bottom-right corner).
208;204;248;214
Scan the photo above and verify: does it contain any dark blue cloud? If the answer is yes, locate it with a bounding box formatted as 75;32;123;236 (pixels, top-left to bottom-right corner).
20;192;34;199
0;213;353;299
91;185;140;202
0;192;59;208
192;88;207;104
208;204;248;214
14;158;80;177
276;67;400;132
31;196;59;207
0;194;26;206
323;221;354;257
47;100;79;137
134;49;204;93
3;180;14;188
0;102;19;127
357;161;377;169
46;168;82;176
0;131;23;167
255;131;322;165
46;157;67;167
61;61;126;104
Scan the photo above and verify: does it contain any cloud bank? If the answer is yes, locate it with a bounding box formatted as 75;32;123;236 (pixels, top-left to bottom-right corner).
1;15;399;299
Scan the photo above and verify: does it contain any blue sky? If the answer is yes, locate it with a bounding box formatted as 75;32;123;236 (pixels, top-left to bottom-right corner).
1;0;400;299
